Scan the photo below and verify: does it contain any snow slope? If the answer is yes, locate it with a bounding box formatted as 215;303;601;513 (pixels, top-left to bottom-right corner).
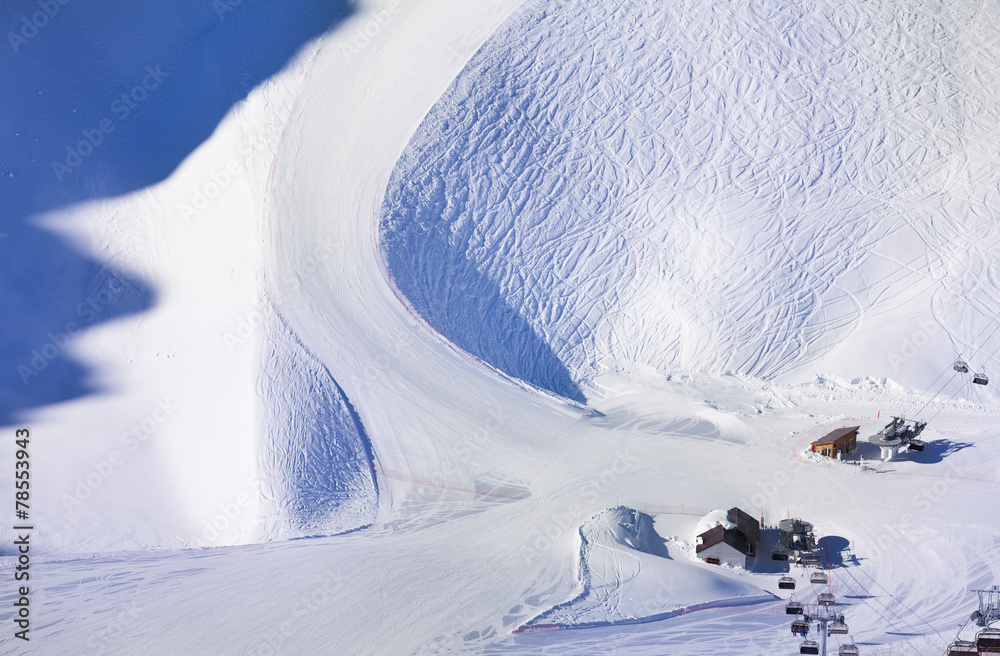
380;0;1000;401
2;0;1000;655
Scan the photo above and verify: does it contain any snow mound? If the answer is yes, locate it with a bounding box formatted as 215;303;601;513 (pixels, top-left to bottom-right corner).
694;509;737;536
523;507;774;629
257;310;378;540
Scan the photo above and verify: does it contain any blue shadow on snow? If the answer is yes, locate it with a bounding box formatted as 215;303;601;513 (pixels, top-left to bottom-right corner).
0;0;354;424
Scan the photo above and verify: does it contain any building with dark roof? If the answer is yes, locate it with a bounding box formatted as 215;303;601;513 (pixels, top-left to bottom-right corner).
811;426;859;459
695;507;760;568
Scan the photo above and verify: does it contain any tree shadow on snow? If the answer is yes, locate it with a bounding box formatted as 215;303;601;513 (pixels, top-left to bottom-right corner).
0;0;354;425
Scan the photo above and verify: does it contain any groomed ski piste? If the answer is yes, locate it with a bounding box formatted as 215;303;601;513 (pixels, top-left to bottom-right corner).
3;0;1000;654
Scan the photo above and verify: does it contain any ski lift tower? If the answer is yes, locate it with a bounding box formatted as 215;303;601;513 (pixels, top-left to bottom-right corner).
787;595;856;655
868;416;927;461
973;586;1000;627
947;586;1000;655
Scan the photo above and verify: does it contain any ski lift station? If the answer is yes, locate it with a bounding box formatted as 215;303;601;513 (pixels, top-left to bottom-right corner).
810;426;859;459
868;416;927;461
773;518;817;561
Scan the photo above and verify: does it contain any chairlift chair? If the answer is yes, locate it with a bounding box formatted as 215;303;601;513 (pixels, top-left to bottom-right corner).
802;552;822;566
838;646;860;656
779;576;796;590
973;372;989;386
786;601;805;615
947;640;977;655
830;620;849;634
810;571;829;585
773;550;790;561
907;439;925;452
954;360;969;373
977;629;1000;653
800;640;820;655
818;592;836;605
791;620;809;637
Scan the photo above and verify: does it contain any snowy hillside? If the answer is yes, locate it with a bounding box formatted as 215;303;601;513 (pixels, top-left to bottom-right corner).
2;0;1000;654
380;0;1000;400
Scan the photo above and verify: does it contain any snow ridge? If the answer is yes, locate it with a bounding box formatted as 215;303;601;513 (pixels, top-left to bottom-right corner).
257;309;378;540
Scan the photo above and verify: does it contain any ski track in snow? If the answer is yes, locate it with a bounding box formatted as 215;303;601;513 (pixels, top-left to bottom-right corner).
6;1;1000;655
380;0;1000;400
257;310;379;540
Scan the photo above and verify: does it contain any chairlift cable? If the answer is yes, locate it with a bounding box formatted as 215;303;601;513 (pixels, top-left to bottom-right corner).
852;566;944;643
910;371;961;419
956;309;1000;374
927;377;971;425
970;319;1000;372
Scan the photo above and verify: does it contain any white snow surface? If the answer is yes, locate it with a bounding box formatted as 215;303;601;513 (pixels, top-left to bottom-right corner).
379;0;1000;400
695;509;738;536
521;506;774;629
2;0;1000;655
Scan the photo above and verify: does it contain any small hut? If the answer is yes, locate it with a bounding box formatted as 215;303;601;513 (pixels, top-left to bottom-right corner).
811;426;859;459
